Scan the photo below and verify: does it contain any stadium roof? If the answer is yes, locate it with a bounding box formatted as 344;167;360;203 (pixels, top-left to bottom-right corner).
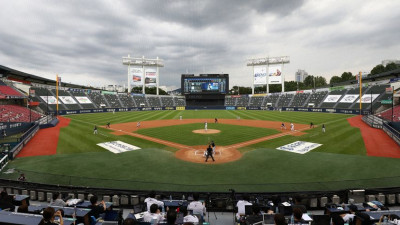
0;65;99;89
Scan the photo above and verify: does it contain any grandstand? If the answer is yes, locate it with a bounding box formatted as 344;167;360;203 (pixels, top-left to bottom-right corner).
277;94;294;107
0;105;41;122
290;92;311;107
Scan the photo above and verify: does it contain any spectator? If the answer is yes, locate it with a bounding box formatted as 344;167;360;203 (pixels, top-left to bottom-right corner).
274;213;287;225
181;206;199;223
17;204;28;213
292;208;304;224
88;195;106;219
355;212;372;225
144;191;164;212
246;203;264;225
236;194;252;219
188;193;206;216
49;193;67;207
380;214;400;225
143;204;163;223
341;204;358;224
39;207;64;225
123;218;137;225
166;209;177;225
292;196;307;213
0;190;15;211
332;214;345;225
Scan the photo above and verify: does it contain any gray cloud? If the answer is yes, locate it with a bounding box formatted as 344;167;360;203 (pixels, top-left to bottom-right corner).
0;0;399;89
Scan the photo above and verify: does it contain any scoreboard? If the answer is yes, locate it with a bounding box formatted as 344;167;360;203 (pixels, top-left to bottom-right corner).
181;74;229;95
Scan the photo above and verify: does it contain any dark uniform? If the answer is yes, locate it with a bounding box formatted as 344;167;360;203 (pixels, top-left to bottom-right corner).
205;145;215;162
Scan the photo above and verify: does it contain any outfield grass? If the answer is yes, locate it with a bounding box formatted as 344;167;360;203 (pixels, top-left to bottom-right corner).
2;110;400;192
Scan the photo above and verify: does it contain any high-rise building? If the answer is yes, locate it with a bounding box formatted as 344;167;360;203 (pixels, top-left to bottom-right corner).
295;69;308;82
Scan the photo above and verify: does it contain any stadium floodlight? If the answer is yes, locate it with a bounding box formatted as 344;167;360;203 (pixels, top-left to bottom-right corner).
122;55;164;95
247;56;290;94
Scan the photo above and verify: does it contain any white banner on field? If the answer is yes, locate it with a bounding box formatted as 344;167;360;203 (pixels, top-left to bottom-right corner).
340;95;359;103
277;141;322;154
268;65;282;84
131;67;143;86
357;94;380;103
323;95;341;103
254;66;267;85
97;141;141;154
59;96;77;104
75;96;93;104
40;96;61;104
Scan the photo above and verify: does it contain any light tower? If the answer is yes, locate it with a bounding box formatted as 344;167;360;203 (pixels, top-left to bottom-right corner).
122;55;164;95
247;56;290;94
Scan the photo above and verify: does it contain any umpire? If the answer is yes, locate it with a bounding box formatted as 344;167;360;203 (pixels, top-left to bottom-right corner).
205;145;215;162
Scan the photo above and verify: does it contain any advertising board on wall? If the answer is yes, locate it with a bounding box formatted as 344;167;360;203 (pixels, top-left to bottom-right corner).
253;66;267;85
268;65;282;84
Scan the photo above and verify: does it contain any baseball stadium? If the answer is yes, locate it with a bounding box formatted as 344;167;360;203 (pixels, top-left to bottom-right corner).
1;1;400;225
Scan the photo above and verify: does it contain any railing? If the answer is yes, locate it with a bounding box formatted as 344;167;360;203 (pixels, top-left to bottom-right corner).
362;115;383;129
383;121;400;146
2;169;400;193
0;155;8;172
8;124;39;159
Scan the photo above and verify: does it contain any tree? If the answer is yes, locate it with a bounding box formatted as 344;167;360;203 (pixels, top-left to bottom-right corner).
315;76;327;87
131;86;168;95
370;64;385;75
341;72;355;81
329;76;342;84
385;62;399;72
303;75;315;88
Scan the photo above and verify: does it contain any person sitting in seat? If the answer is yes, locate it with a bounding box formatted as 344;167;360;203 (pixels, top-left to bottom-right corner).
292;196;307;213
39;207;64;225
355;212;372;225
188;193;206;216
49;193;67;207
181;206;199;223
341;204;358;225
292;208;304;224
332;214;345;225
0;190;15;211
143;203;163;224
236;194;252;220
144;190;164;212
166;209;178;225
274;213;287;225
88;195;106;219
123;218;137;225
246;203;264;225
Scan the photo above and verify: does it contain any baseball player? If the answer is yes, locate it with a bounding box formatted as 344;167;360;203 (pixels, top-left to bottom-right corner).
137;121;141;128
281;122;286;130
290;123;294;131
93;125;98;134
180;115;182;120
211;141;216;155
204;121;208;131
205;145;215;162
322;124;326;133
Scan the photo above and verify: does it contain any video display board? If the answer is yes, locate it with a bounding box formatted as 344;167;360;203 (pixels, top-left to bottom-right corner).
182;74;229;94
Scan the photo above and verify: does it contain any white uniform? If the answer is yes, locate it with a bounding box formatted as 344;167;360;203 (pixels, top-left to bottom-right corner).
184;215;199;223
204;122;208;131
180;115;182;120
290;123;294;131
188;201;206;215
143;212;163;223
144;197;164;212
137;122;141;128
236;200;252;219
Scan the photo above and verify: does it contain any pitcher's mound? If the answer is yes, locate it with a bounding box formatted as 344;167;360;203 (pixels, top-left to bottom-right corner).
192;129;220;134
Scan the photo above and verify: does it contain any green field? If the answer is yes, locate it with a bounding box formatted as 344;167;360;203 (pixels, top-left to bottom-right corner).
2;110;400;192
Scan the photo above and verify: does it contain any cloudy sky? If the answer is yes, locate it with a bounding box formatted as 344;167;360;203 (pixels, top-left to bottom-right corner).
0;0;399;90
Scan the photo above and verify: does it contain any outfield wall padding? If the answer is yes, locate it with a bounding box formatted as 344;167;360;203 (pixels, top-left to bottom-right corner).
55;106;370;115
